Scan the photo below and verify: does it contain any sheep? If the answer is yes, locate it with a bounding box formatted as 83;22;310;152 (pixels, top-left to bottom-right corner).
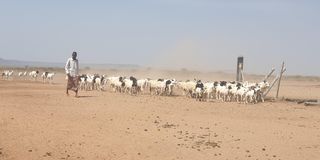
18;72;23;77
244;86;258;104
46;73;55;84
148;79;163;95
203;82;215;101
177;80;197;98
41;72;55;83
137;79;148;94
105;76;125;93
79;74;88;91
29;70;39;81
118;76;138;95
216;81;229;101
2;70;14;80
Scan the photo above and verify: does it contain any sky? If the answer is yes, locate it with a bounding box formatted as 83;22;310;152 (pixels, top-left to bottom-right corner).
0;0;319;76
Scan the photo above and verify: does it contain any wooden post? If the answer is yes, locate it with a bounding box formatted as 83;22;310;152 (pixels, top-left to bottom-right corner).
276;62;285;99
236;56;244;82
263;68;286;98
263;76;279;98
263;68;275;82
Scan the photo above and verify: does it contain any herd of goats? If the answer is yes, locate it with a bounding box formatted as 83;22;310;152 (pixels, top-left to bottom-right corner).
2;70;270;104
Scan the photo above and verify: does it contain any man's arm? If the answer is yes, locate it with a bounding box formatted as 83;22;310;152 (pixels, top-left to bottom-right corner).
65;58;70;75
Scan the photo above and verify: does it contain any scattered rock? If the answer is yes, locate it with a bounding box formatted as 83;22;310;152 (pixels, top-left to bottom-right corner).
205;141;220;148
44;152;52;157
162;123;176;128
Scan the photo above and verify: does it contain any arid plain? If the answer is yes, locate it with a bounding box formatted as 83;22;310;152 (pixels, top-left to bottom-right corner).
1;69;320;160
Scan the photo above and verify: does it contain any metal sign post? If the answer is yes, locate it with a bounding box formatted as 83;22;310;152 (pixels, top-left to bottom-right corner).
236;56;244;82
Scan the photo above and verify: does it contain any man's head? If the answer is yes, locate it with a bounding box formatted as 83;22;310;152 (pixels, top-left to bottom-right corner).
72;52;77;60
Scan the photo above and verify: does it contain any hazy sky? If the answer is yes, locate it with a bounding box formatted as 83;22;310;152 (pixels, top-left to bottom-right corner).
0;0;319;75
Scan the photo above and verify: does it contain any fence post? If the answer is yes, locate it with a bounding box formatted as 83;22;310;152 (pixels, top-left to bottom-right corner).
263;67;286;98
263;76;279;98
276;62;285;99
263;68;275;82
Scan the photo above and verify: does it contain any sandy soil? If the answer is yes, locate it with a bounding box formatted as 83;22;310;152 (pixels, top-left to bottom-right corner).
1;74;320;160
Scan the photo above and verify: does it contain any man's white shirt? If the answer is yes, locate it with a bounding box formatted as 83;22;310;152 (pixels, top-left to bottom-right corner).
65;58;79;77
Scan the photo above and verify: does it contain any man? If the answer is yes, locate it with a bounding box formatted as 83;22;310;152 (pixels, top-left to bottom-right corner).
195;80;204;101
195;80;204;90
65;51;79;97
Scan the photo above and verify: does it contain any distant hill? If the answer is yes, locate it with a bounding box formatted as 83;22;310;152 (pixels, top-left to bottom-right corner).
0;58;64;68
0;58;140;69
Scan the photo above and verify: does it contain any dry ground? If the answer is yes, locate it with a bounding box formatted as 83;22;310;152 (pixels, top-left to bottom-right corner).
1;74;320;160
